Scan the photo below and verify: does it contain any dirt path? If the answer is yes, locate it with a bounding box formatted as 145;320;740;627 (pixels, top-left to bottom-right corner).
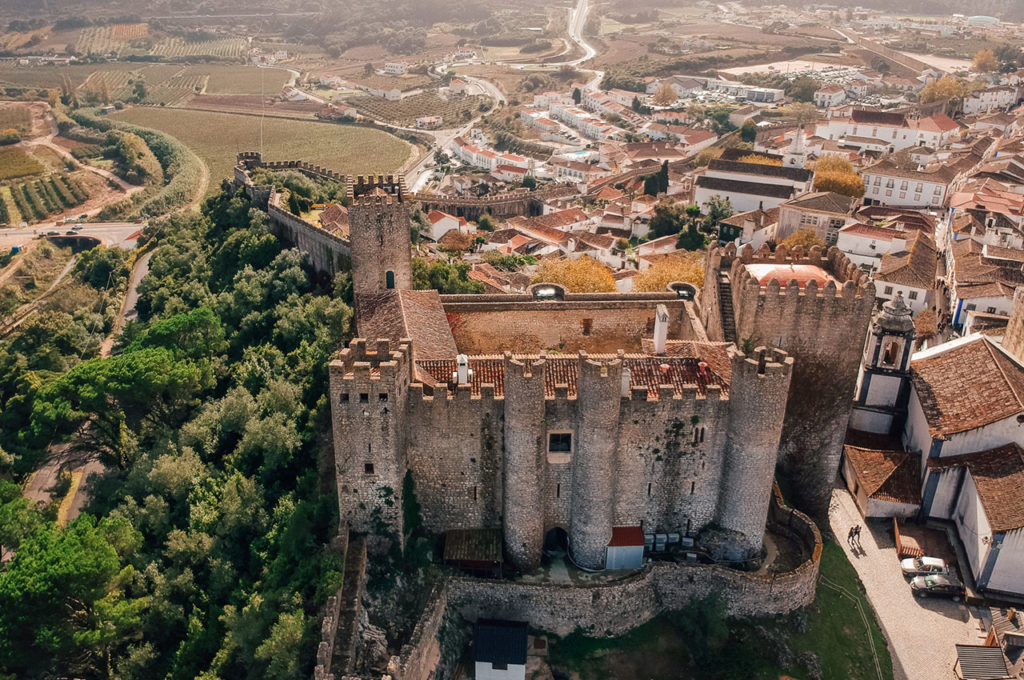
0;254;77;336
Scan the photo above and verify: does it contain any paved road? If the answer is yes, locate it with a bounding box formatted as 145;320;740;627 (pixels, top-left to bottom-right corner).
100;247;156;357
829;487;986;680
23;440;106;526
0;223;143;249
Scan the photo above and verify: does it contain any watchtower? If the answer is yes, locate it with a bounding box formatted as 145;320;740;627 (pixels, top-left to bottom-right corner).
347;175;413;301
702;242;874;514
329;338;414;550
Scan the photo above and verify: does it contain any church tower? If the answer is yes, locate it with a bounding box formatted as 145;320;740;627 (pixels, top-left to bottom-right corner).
783;126;807;169
850;293;917;437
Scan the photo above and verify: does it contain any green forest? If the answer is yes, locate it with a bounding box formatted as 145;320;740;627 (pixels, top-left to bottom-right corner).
0;188;350;679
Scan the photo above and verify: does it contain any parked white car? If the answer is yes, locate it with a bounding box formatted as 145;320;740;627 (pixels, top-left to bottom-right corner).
900;556;949;577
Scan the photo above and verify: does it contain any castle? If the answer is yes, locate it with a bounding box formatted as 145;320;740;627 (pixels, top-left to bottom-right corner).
328;176;875;572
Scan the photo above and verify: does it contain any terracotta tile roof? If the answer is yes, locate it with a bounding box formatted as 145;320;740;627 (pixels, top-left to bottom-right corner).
784;191;855;214
851;109;908;127
839;222;908;240
876;231;937;289
844;445;922;505
357;289;457;361
695;176;797;200
910;336;1024;439
415;352;730;399
708;158;813;182
638;340;733;384
927;443;1024;533
745;263;838;289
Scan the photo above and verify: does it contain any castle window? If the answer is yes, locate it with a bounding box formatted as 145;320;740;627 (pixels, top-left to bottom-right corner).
385;270;395;289
549;432;572;453
364;463;375;475
556;483;561;498
647;483;652;497
359;393;369;403
690;481;696;495
472;486;477;501
379;393;388;402
582;318;593;336
340;393;349;403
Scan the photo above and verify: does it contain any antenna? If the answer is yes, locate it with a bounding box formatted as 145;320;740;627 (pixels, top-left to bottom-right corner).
260;64;265;156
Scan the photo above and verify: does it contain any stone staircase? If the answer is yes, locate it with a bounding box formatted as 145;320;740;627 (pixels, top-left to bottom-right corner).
717;271;737;344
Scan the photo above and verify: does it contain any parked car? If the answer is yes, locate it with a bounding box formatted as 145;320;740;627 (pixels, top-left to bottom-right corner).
45;230;60;236
65;230;76;235
900;556;949;577
910;574;964;599
71;224;83;231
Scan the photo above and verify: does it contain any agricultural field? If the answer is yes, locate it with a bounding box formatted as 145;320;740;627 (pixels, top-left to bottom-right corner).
5;174;89;224
149;37;247;60
350;73;434;93
74;24;151;57
184;66;292;95
109;107;413;195
0;105;32;134
0;148;44;181
348;93;490;126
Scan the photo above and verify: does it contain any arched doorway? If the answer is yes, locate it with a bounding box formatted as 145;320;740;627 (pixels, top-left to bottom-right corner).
542;527;568;564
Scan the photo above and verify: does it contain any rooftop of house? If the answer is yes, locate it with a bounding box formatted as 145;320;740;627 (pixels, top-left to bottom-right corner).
474;620;528;666
783;191;855;214
694;176;799;200
708;158;814;182
875;231;937;289
357;289;457;362
910;334;1024;439
927;443;1024;533
843;445;922;505
745;263;838;289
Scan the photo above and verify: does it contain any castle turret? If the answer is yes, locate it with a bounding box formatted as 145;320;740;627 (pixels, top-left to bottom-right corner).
502;354;546;571
717;347;793;558
569;353;622;570
347;175;413;301
850;292;916;436
329;338;413;550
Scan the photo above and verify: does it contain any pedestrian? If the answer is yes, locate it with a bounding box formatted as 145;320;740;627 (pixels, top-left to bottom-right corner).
854;525;862;545
847;526;855;545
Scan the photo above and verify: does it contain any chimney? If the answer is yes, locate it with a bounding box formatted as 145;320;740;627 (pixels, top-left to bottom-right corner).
455;354;472;385
621;367;631;397
653;304;669;355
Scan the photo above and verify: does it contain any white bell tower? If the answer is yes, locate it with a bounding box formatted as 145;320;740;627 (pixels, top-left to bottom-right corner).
850;293;917;436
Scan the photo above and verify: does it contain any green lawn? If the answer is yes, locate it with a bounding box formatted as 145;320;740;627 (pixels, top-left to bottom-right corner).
548;542;894;680
108;107;413;195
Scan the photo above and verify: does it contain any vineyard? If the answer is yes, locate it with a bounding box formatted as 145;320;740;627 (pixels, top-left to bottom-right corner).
74;25;145;57
0;105;32;134
5;174;88;224
0;148;44;181
79;70;137;101
149;37;247;59
348;93;490;127
185;65;289;95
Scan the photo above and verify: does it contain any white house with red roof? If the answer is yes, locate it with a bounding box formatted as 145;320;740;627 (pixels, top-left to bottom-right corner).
424;210;469;242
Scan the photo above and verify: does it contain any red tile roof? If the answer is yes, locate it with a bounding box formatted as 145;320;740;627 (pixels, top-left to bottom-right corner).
927;443;1024;532
415;352;730;399
608;526;645;547
745;263;838;289
844;446;922;505
910;336;1024;439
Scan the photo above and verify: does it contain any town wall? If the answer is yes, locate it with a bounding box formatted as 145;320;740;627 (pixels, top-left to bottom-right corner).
416;184;575;221
440;295;704;354
232;152;352;278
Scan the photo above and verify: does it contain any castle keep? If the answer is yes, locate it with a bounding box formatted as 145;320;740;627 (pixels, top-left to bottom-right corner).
700;242;875;513
323;185;879;573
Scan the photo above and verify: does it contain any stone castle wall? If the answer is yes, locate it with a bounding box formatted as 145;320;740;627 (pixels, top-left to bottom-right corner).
702;242;874;514
232;152;351;277
387;488;822;680
1002;287;1024;363
416;184;574;221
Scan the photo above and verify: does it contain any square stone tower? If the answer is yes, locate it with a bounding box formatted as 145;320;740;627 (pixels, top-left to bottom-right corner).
347;175;413;301
701;242;875;514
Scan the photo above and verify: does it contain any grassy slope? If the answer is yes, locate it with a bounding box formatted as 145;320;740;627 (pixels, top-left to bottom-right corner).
548;542;894;680
108;107;413;194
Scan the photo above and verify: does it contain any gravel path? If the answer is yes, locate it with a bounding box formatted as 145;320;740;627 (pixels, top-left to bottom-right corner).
829;488;987;680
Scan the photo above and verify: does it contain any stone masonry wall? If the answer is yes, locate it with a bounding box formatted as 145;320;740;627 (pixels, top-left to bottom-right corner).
1002;287;1024;363
388;490;822;680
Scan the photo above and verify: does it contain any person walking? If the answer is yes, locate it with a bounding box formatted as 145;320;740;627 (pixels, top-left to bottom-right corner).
847;526;855;545
854;525;862;546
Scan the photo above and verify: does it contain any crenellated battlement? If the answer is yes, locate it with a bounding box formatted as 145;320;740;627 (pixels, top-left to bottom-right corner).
351;174;407;203
711;242;872;296
729;345;793;380
331;338;414;387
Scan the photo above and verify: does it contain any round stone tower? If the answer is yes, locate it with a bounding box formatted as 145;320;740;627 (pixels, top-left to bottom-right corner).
347;175;413;300
502;353;546;572
716;346;793;558
569;353;621;570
